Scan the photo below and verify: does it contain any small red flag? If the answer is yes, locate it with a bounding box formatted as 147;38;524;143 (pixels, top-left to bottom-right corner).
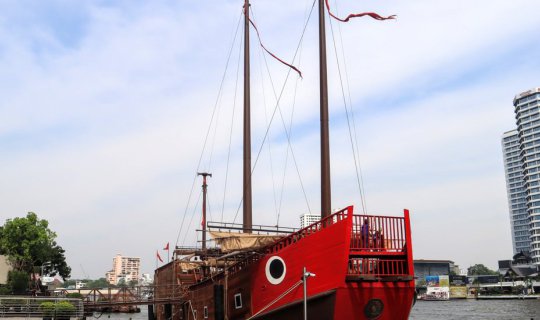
163;242;169;251
156;250;163;263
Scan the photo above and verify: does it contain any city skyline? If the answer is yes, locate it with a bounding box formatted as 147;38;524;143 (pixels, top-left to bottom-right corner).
1;1;540;278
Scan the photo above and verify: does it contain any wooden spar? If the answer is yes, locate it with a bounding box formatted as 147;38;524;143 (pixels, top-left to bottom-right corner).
243;0;253;233
319;0;331;218
198;172;212;251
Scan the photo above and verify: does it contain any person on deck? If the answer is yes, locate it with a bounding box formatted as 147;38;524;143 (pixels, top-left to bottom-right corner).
373;229;385;251
361;218;369;248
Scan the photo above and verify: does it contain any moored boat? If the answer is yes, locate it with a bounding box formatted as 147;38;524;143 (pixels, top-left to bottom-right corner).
154;0;415;319
155;207;415;319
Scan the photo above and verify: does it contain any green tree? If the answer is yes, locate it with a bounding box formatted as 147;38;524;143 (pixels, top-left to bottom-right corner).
45;242;71;279
467;264;498;276
117;278;126;287
87;278;110;289
63;279;76;288
0;212;71;279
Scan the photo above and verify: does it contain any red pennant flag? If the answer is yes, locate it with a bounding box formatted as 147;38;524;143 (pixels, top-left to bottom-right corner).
245;10;302;78
156;250;163;263
324;0;396;23
201;216;205;228
163;242;169;251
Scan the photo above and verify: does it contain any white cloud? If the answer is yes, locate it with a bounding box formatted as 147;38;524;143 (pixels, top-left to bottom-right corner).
0;0;539;277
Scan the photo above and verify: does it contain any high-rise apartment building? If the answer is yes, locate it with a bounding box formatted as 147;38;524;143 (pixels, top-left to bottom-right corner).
105;254;141;285
502;130;529;253
502;87;540;264
300;214;320;229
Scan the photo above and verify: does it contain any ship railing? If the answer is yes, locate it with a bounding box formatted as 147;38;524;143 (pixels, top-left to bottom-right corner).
350;214;406;253
226;253;262;275
347;257;409;277
264;207;352;254
206;221;297;234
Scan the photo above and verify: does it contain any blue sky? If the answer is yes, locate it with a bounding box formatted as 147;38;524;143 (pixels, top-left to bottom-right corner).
1;0;539;278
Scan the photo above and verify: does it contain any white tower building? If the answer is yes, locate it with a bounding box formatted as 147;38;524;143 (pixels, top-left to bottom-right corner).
503;88;540;264
502;130;529;254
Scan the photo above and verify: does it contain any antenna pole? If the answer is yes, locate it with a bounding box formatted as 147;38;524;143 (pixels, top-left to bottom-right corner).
198;172;212;251
243;0;253;232
319;0;331;218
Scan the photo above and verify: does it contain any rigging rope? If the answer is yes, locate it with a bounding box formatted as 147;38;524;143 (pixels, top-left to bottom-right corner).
221;20;244;223
247;280;303;319
176;10;243;248
175;175;199;248
328;2;367;214
182;189;202;247
333;0;369;213
277;0;313;225
322;0;396;213
257;22;313;223
232;1;317;224
255;38;280;224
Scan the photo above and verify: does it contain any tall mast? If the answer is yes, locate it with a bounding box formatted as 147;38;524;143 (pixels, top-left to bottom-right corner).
243;0;253;232
319;0;331;218
198;172;212;251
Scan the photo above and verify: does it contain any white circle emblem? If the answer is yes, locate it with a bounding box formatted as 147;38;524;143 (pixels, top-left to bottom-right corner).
265;256;286;285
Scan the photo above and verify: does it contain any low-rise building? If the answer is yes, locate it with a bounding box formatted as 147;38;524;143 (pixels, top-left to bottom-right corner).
498;251;539;281
414;259;454;287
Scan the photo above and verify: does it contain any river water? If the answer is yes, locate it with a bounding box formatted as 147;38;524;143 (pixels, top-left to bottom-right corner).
410;299;540;319
95;300;540;319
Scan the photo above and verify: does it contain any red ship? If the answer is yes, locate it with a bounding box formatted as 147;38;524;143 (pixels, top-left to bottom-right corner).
154;0;415;319
155;208;415;319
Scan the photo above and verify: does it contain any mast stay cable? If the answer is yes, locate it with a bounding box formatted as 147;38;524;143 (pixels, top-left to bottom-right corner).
332;0;368;214
232;1;317;224
252;4;310;226
327;1;367;214
253;9;311;225
325;0;396;213
220;18;245;223
182;190;202;247
255;37;280;224
175;10;243;248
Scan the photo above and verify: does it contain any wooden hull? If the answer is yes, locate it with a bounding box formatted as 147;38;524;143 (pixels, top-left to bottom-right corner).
155;207;415;319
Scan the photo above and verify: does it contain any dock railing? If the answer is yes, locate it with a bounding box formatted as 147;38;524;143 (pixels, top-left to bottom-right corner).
0;296;83;319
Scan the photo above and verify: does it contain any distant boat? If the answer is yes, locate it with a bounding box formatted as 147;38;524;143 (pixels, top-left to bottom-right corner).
418;292;450;301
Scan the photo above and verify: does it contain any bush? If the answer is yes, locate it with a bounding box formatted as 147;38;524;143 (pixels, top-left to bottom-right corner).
7;271;29;295
65;292;83;299
39;301;55;316
512;285;525;295
0;285;10;295
55;301;76;320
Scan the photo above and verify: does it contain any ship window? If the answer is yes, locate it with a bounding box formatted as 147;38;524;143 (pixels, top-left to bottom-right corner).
204;306;208;318
234;293;243;309
265;256;286;285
